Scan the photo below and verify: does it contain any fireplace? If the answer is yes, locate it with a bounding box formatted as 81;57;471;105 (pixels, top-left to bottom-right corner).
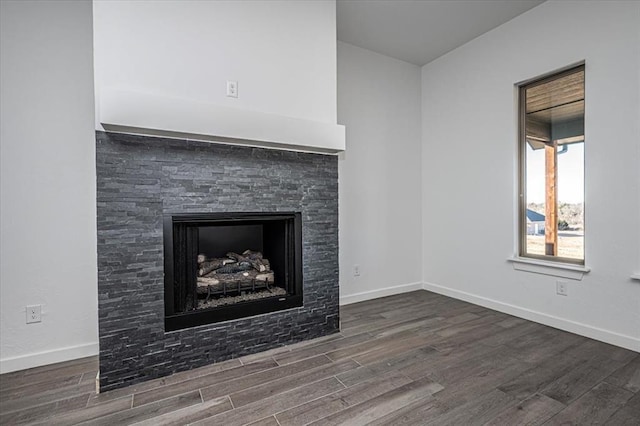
164;212;303;331
96;131;339;392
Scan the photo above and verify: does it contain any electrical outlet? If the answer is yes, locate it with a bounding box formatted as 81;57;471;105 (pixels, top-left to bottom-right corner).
26;305;41;323
556;281;568;296
353;264;361;277
226;80;238;98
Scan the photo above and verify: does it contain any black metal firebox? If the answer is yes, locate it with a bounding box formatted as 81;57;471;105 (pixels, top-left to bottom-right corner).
164;212;303;331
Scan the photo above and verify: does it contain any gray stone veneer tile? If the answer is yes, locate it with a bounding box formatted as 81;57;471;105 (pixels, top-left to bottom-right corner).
96;131;339;392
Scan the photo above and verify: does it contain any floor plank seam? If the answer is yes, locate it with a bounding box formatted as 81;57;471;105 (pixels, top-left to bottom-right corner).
268;380;348;423
334;374;348;388
132;387;202;410
228;394;235;409
85;393;94;410
227;361;354;409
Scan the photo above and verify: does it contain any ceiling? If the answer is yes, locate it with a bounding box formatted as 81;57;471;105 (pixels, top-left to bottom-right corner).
337;0;545;66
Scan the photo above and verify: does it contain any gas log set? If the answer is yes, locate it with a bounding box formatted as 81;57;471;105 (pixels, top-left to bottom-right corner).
196;250;282;308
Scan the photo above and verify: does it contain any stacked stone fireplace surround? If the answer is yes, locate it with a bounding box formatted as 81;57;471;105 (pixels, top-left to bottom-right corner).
96;131;339;392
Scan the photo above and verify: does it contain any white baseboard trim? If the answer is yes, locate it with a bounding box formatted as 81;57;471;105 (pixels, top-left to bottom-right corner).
422;282;640;352
0;342;99;374
340;282;423;306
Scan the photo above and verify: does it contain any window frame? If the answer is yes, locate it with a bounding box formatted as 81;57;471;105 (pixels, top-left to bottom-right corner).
518;63;586;266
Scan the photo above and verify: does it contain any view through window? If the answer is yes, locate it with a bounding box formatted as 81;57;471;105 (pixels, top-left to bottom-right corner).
520;65;585;264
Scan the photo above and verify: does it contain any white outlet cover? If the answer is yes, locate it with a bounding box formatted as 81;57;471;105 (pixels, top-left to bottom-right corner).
26;305;42;323
556;282;568;296
353;265;361;277
226;80;238;98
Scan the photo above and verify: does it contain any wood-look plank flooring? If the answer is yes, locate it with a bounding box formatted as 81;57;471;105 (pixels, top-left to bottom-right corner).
1;290;638;425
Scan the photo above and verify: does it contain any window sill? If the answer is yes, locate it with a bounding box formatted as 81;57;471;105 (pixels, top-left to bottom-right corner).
508;256;590;280
631;273;640;281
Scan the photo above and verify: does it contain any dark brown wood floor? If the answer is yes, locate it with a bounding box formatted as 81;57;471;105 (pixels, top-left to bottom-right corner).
1;290;639;425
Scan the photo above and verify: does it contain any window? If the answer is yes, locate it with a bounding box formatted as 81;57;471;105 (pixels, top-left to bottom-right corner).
519;65;585;264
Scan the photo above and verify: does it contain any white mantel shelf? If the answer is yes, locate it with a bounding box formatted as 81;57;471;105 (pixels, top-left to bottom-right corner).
99;90;346;154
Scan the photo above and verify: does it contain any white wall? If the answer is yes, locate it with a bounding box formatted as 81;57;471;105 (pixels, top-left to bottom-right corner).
421;1;640;350
338;42;422;304
93;0;337;127
0;0;98;372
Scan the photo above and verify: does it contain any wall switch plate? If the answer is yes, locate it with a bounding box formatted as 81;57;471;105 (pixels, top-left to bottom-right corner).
556;281;568;296
26;305;42;323
226;80;238;98
353;264;361;277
